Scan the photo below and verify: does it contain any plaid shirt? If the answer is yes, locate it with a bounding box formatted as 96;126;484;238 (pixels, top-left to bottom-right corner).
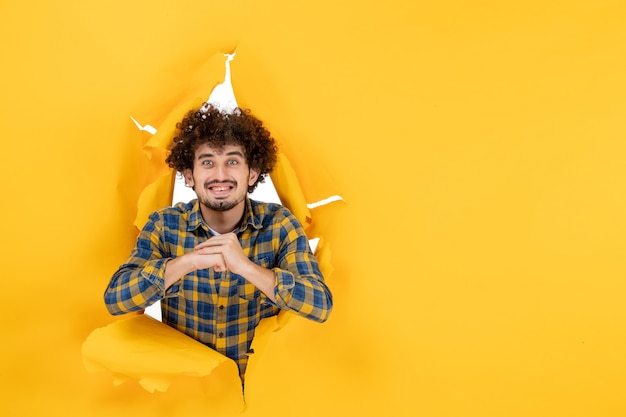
104;197;333;379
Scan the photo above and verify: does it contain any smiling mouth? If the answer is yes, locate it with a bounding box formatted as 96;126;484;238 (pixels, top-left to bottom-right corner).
206;182;236;197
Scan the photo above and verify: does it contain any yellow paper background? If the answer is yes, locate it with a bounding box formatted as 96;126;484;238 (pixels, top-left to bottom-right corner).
2;1;626;416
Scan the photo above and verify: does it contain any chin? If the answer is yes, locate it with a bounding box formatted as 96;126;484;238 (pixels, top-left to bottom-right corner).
202;199;238;212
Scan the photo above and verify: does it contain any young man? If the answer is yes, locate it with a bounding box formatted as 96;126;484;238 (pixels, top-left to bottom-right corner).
104;103;333;382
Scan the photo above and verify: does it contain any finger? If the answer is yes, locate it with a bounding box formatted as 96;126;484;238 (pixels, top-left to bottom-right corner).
195;240;226;251
211;256;227;272
195;246;223;255
194;235;233;249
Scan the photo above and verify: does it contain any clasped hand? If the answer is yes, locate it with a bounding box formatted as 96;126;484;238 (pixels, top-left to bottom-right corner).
192;233;249;274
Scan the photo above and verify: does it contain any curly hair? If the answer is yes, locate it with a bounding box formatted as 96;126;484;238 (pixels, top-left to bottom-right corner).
165;103;278;193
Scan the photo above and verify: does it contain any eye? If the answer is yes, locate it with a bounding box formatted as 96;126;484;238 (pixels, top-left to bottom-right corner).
201;160;213;166
227;159;239;166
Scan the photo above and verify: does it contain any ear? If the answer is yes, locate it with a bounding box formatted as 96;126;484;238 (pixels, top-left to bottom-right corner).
248;168;260;186
182;169;194;187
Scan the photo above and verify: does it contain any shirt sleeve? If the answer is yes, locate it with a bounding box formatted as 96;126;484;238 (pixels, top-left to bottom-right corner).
272;213;333;323
103;211;180;315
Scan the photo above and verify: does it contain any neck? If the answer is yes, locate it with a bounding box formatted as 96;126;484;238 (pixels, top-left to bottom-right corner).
199;200;246;234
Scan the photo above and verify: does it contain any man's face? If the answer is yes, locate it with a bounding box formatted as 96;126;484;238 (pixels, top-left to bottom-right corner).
183;143;258;212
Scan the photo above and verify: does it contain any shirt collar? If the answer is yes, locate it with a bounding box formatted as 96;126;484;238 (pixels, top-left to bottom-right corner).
238;197;263;232
186;199;205;232
186;197;263;233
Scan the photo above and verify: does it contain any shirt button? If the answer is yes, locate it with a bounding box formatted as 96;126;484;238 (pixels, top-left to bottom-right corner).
218;332;224;337
219;305;224;310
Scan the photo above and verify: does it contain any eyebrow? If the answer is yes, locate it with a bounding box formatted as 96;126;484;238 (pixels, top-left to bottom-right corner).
197;150;245;159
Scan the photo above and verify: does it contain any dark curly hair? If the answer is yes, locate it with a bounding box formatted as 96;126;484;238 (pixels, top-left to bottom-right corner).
165;103;278;193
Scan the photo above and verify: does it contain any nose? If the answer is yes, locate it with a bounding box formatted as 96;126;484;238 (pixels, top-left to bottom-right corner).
214;163;227;180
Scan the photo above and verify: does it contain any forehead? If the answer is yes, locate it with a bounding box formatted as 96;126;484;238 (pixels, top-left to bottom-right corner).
194;143;245;158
